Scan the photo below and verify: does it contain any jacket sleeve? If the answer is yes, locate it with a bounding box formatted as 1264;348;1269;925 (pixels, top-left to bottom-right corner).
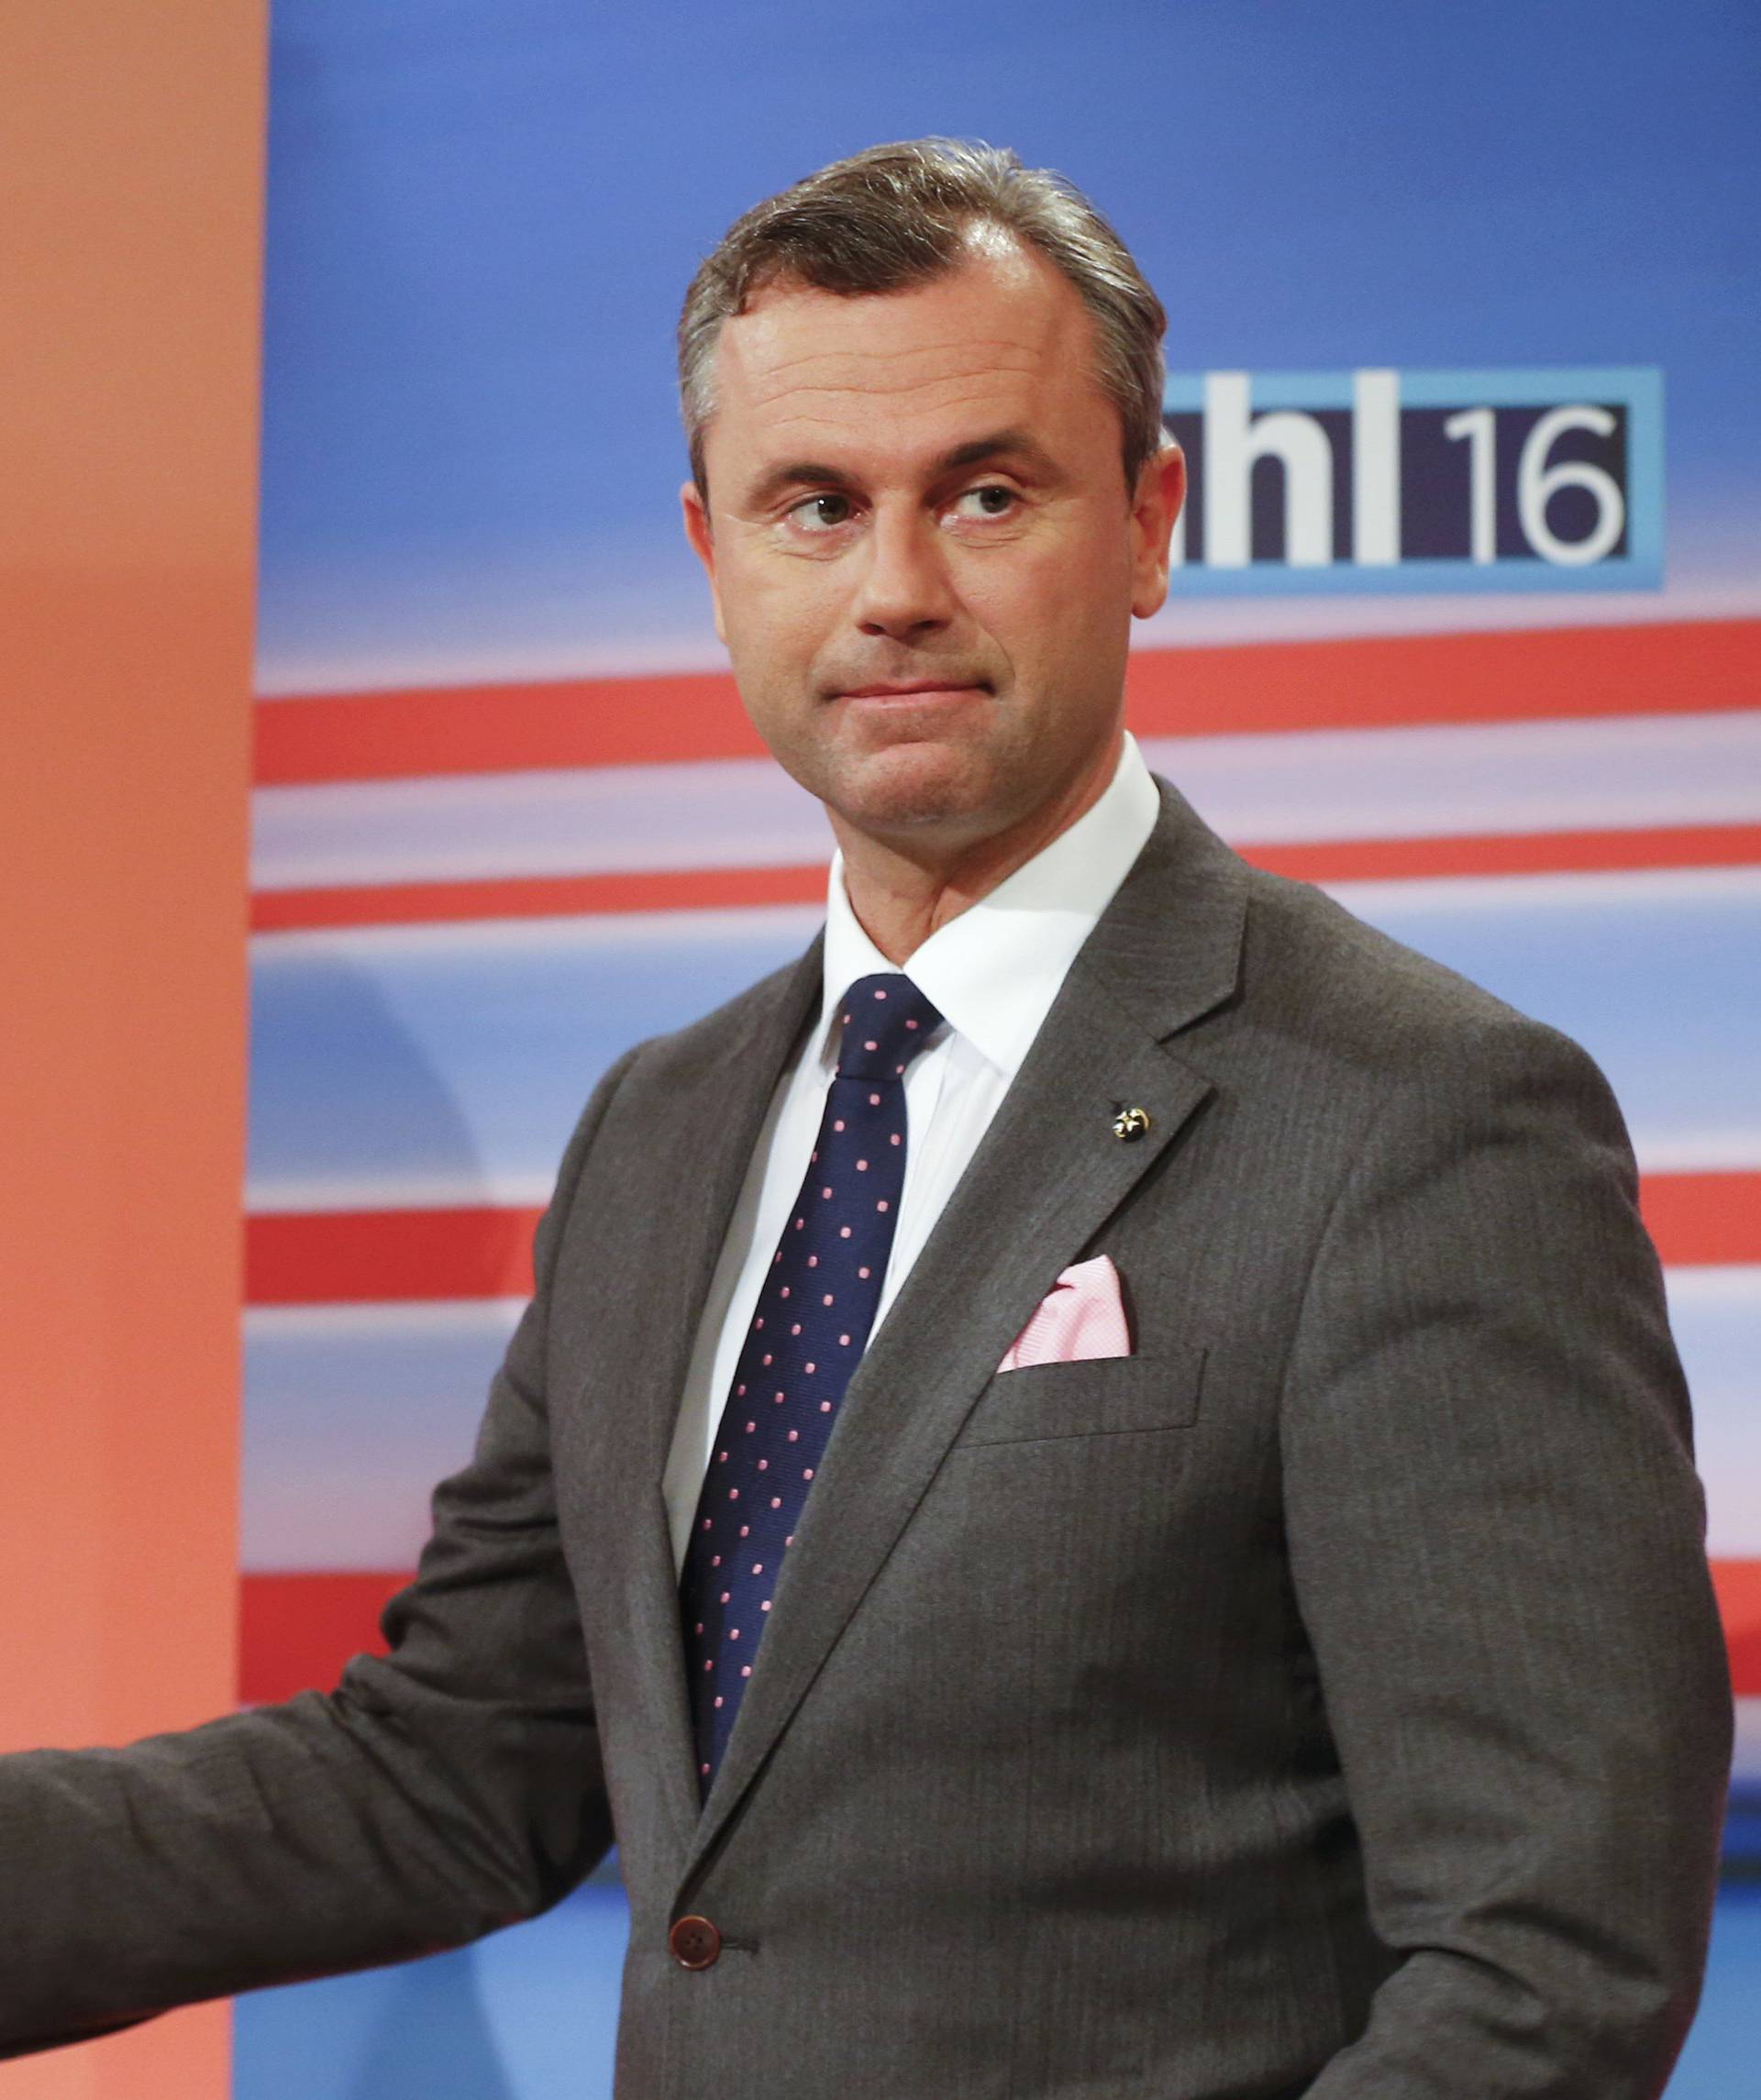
0;1044;642;2060
1285;1015;1732;2100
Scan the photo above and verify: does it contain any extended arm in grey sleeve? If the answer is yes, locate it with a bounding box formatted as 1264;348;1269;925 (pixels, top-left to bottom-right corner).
1288;1019;1733;2098
0;1045;642;2060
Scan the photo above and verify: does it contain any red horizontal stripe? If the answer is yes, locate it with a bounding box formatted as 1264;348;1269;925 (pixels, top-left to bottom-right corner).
257;669;761;787
249;823;1761;934
238;1570;406;1706
251;862;829;933
1714;1560;1761;1703
1243;823;1761;886
238;1560;1761;1704
246;1206;544;1305
246;1172;1756;1310
1640;1172;1761;1268
255;618;1761;787
1131;618;1761;738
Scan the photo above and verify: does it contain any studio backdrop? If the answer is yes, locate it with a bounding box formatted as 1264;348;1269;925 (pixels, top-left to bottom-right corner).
237;6;1760;2094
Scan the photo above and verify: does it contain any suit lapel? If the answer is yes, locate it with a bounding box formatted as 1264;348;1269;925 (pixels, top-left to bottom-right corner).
684;783;1248;1876
574;936;825;1858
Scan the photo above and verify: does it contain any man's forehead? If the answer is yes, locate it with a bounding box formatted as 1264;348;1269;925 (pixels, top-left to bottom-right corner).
703;248;1107;472
715;248;1090;411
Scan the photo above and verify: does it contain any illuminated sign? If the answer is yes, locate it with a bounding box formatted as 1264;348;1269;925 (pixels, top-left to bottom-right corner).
1161;368;1661;591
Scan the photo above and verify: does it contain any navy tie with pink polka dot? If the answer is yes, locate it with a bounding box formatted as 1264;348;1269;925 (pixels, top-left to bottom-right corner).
680;972;944;1793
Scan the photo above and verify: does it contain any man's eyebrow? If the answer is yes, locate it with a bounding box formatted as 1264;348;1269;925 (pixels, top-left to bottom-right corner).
740;430;1061;511
933;429;1060;478
742;460;859;509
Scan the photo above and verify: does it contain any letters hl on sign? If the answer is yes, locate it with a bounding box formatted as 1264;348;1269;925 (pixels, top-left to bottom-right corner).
1161;368;1662;592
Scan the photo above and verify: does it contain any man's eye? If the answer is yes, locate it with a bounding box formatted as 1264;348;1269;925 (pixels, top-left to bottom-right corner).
950;484;1018;520
788;492;856;531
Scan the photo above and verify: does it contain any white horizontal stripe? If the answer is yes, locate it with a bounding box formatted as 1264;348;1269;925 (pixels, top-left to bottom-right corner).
1329;863;1761;916
1667;1266;1761;1313
1735;1698;1761;1786
1131;576;1761;650
1667;1268;1761;1559
248;1174;559;1216
248;899;823;963
1623;1134;1761;1174
1145;712;1761;846
252;759;832;890
243;1299;528;1342
250;712;1761;891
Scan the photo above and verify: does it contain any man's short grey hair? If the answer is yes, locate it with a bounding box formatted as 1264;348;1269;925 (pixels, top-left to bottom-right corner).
679;138;1168;499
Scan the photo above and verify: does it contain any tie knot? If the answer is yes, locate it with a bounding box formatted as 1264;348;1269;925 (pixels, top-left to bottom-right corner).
835;973;944;1081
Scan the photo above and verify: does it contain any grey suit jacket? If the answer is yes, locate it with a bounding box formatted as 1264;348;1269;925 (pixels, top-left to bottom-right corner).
0;782;1733;2096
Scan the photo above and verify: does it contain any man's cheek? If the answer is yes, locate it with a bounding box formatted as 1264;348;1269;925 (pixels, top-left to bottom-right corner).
743;578;830;662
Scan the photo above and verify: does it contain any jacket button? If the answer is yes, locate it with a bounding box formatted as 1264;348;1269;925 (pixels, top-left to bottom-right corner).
670;1915;722;1970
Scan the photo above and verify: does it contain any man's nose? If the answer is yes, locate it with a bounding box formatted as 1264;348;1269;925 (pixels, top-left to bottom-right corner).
848;510;957;641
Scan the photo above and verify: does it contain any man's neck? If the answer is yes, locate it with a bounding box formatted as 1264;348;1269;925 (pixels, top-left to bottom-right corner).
830;737;1123;964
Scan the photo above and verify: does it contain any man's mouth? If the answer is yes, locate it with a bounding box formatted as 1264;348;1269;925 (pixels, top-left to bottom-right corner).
834;680;991;702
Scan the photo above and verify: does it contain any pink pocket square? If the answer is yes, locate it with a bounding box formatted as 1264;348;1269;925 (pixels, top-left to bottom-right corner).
998;1254;1132;1372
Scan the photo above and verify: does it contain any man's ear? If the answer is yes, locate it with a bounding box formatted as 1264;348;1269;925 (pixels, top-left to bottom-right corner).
681;480;725;644
1129;441;1187;621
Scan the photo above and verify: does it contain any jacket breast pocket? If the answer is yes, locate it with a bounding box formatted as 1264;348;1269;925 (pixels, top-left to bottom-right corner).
952;1344;1205;1449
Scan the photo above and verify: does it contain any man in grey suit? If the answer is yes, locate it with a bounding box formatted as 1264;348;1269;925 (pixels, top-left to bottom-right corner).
0;140;1733;2096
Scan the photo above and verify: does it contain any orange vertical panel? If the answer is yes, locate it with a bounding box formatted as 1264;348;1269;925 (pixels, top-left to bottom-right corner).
0;2;267;2095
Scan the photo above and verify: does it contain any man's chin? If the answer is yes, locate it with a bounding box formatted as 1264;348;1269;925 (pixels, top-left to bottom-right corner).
815;740;1014;842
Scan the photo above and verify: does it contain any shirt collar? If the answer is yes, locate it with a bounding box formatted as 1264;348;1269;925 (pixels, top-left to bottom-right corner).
816;732;1162;1080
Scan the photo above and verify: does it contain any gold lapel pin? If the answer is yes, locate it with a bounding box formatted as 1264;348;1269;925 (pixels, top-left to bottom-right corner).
1111;1105;1152;1143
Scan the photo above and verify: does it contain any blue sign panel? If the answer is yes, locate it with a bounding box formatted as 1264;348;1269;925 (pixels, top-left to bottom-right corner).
1162;368;1662;593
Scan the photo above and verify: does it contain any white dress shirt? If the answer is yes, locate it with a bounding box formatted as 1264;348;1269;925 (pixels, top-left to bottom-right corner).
661;734;1163;1571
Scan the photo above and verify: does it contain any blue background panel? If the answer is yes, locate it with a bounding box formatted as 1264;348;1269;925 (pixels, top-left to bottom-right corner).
246;876;1761;1206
